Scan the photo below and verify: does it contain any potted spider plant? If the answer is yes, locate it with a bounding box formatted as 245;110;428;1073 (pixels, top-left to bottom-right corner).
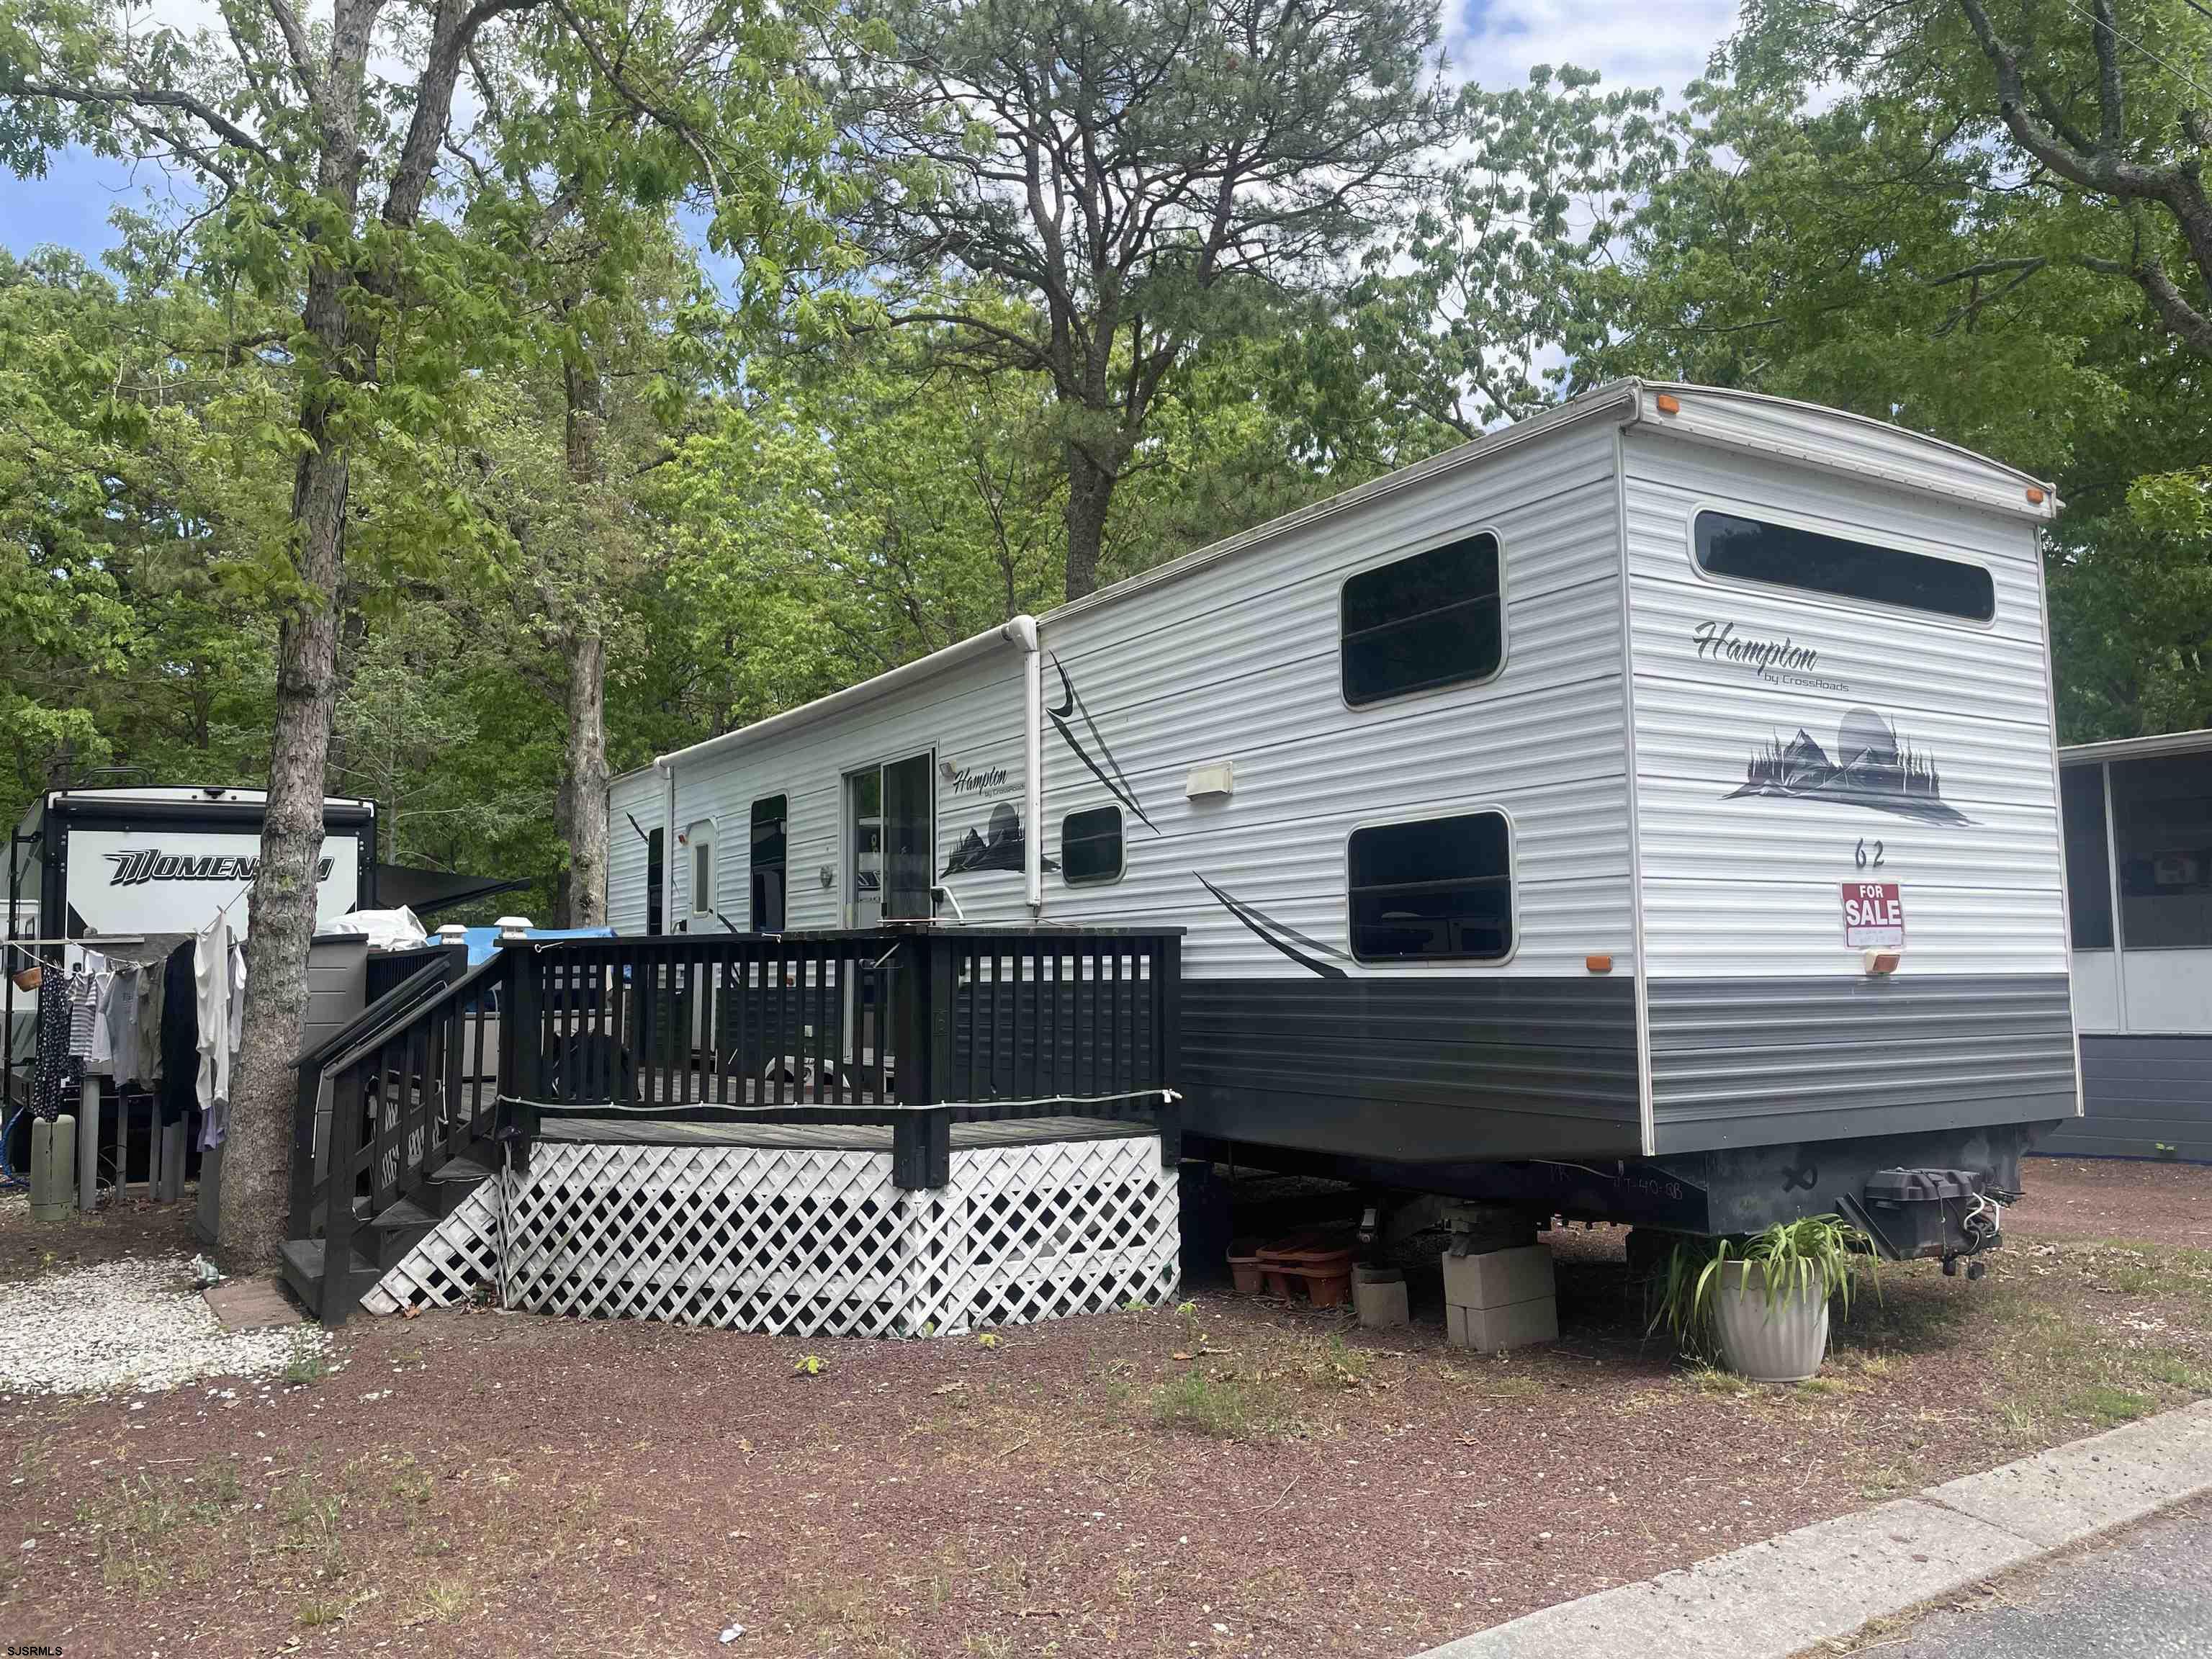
1651;1215;1876;1382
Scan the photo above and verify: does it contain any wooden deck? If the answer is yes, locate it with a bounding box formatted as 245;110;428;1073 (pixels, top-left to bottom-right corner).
531;1112;1156;1151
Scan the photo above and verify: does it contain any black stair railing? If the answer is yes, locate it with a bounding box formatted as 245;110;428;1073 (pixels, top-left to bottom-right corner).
285;943;469;1243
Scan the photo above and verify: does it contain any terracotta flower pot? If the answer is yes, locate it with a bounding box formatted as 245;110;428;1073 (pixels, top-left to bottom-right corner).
1226;1251;1262;1295
1712;1259;1830;1382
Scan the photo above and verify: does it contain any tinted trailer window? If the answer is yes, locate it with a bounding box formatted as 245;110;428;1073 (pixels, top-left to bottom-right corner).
1341;532;1502;706
1348;810;1513;962
1695;511;1995;622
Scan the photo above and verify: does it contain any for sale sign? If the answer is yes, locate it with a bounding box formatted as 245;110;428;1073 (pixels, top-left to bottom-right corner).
1840;881;1905;948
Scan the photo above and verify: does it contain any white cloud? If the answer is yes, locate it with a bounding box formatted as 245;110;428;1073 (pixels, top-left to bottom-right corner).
1445;0;1740;96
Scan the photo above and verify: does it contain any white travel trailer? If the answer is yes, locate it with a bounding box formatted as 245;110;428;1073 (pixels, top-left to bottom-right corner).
611;382;2080;1255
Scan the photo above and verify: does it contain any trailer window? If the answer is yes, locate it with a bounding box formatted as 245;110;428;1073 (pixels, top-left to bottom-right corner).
1061;806;1123;886
1348;811;1512;962
1694;511;1995;622
1341;532;1502;707
750;795;786;931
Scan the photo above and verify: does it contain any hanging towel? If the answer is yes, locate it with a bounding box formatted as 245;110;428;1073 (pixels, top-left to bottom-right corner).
66;969;98;1058
135;965;163;1087
103;963;140;1085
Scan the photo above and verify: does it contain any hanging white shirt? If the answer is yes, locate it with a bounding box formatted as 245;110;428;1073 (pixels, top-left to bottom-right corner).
87;971;116;1068
194;917;235;1113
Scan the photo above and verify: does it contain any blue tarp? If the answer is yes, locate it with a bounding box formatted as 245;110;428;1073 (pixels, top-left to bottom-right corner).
459;925;614;966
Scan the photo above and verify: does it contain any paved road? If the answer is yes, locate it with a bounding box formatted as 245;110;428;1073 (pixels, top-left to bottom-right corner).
1874;1496;2212;1658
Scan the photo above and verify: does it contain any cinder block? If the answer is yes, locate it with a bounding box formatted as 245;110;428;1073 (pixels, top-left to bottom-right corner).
1447;1296;1559;1353
1441;1242;1555;1310
1352;1267;1408;1329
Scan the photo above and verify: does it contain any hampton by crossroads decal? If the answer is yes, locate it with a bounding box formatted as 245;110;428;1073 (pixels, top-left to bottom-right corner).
105;849;336;886
942;760;1015;799
1691;619;1848;693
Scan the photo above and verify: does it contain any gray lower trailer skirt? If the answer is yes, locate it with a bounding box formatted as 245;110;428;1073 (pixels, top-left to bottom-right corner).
1178;970;2077;1169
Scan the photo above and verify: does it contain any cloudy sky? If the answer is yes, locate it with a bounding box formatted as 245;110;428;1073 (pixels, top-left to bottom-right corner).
0;0;1741;262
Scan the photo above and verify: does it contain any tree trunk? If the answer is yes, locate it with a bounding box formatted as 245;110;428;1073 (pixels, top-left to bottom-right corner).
1062;440;1116;601
555;337;612;927
560;629;610;925
220;428;347;1270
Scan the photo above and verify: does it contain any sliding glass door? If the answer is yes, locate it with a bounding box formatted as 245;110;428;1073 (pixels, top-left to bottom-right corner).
845;751;935;925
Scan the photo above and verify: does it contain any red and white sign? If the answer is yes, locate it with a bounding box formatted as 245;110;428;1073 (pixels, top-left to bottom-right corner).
1840;881;1905;948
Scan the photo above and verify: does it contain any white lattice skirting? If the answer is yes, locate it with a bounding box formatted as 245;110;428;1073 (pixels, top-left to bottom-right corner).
361;1133;1180;1337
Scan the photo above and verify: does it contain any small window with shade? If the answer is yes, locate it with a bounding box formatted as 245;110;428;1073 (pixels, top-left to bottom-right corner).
1347;810;1513;962
1061;806;1124;886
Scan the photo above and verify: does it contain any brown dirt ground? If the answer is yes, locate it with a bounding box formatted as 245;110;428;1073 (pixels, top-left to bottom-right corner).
2010;1155;2212;1249
2;1161;2208;1659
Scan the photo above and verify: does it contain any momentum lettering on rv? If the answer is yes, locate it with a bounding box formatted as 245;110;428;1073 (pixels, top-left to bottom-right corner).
104;850;336;886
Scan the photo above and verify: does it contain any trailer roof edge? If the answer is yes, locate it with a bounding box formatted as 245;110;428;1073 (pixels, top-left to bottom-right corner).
654;616;1039;775
2060;727;2212;765
1038;380;1648;629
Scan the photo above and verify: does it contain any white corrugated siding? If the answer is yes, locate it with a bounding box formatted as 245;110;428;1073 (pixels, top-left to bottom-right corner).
665;650;1031;930
1622;421;2067;981
1039;418;1635;979
607;769;662;933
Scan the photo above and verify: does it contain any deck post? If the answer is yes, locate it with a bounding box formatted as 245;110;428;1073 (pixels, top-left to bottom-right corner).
286;1056;320;1238
321;1060;362;1326
891;1107;950;1190
1156;935;1182;1167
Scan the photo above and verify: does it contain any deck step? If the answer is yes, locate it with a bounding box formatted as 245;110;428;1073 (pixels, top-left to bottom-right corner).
431;1156;496;1182
366;1197;438;1230
278;1238;385;1321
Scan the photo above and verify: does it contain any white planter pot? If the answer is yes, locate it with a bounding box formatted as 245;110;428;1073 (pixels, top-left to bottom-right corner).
1711;1260;1830;1382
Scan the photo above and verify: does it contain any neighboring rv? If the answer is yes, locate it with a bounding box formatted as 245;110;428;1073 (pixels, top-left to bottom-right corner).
9;786;377;956
611;382;2080;1256
2051;729;2212;1160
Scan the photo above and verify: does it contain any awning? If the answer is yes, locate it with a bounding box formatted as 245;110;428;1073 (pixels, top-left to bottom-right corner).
372;863;531;920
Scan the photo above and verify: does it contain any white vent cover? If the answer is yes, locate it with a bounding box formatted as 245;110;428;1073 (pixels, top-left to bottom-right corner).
1184;762;1235;799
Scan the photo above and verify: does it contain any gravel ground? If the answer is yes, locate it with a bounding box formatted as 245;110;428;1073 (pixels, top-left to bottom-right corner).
0;1254;328;1395
0;1161;2204;1659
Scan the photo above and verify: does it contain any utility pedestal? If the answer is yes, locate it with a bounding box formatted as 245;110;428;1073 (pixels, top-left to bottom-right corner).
30;1115;76;1222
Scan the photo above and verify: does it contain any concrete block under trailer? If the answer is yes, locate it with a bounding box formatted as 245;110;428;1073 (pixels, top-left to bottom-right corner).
624;381;2081;1264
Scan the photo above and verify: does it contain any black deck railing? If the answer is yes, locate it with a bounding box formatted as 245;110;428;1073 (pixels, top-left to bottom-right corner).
286;925;1182;1323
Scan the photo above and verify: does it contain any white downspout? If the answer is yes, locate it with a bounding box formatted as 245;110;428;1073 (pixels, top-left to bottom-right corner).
1005;615;1043;918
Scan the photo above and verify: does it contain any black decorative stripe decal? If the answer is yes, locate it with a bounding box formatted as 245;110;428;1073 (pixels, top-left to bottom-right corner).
1195;873;1350;980
1048;655;1157;832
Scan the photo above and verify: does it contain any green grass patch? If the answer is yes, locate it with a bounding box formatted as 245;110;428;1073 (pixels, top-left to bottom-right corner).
1149;1370;1285;1441
282;1331;331;1386
2065;1385;2153;1426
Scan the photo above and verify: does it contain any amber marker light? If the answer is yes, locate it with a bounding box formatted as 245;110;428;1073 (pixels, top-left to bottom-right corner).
1863;950;1902;976
1654;393;1681;414
1586;954;1614;974
2026;485;2047;505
